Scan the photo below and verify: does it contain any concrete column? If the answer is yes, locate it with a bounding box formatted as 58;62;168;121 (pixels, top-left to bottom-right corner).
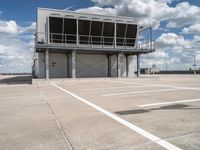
67;54;71;78
45;49;49;79
72;50;76;78
117;53;121;77
107;55;111;77
126;55;128;77
127;55;135;77
137;54;140;77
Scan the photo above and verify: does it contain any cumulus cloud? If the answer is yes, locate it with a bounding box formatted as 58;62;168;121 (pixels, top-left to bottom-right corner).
82;0;176;28
76;6;116;15
0;20;36;36
0;20;35;73
156;33;192;52
23;22;36;33
141;32;200;70
181;23;200;34
0;20;21;35
79;0;200;30
167;2;200;28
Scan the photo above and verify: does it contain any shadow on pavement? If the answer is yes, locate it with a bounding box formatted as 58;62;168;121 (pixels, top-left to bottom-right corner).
0;76;32;85
115;104;198;115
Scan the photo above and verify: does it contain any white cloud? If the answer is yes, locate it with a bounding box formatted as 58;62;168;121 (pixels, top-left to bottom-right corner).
0;21;35;73
156;33;192;52
181;23;200;34
152;50;169;58
197;54;200;61
169;57;181;64
86;1;200;29
166;2;200;28
76;6;116;15
0;20;21;35
0;20;36;36
23;22;36;33
141;32;200;70
93;0;176;28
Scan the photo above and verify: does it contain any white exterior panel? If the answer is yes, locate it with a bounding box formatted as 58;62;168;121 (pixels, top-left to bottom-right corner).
36;52;45;78
128;55;136;77
110;55;118;77
121;54;127;77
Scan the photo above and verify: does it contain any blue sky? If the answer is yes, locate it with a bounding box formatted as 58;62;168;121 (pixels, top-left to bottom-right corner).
0;0;200;73
0;0;93;22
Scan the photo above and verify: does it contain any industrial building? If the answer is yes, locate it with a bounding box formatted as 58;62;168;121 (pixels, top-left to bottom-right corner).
33;8;155;78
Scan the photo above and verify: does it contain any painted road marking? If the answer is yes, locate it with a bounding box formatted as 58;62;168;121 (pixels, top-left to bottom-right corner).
51;83;182;150
139;98;200;108
81;85;147;91
107;81;200;91
102;88;185;97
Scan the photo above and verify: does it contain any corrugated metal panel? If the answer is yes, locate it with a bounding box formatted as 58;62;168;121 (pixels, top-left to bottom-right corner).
76;54;108;77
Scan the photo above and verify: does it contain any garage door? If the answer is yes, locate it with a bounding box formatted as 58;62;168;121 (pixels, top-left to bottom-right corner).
76;54;108;78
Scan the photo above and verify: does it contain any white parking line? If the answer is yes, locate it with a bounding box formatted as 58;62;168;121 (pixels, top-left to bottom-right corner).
102;88;185;97
106;80;144;85
107;81;200;91
139;98;200;108
51;83;182;150
81;85;146;91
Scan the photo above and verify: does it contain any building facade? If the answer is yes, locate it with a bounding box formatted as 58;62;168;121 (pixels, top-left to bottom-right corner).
33;8;155;78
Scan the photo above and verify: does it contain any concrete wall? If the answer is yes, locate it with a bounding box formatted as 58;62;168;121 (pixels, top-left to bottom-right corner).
35;52;45;78
127;55;136;77
120;54;127;77
76;54;108;78
110;55;118;77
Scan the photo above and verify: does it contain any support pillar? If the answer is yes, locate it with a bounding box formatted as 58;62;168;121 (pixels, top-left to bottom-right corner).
107;55;111;77
67;54;71;78
126;55;128;77
45;49;49;79
137;54;140;77
72;50;76;78
67;50;76;78
117;53;122;77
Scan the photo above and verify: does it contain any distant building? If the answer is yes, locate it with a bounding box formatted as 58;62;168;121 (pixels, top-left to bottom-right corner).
151;64;160;74
33;8;155;78
140;64;159;74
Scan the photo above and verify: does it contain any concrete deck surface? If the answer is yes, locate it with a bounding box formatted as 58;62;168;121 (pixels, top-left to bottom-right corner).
0;75;200;150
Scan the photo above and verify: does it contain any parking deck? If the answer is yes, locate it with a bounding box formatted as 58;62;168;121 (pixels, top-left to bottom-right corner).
0;75;200;150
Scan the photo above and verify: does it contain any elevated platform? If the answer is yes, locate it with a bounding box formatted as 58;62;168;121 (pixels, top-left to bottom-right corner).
34;8;155;79
35;8;155;54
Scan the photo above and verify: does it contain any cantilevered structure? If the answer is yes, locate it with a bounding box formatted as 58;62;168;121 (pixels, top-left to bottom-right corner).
33;8;155;78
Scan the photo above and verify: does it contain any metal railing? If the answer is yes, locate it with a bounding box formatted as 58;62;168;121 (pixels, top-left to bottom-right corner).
36;32;155;51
